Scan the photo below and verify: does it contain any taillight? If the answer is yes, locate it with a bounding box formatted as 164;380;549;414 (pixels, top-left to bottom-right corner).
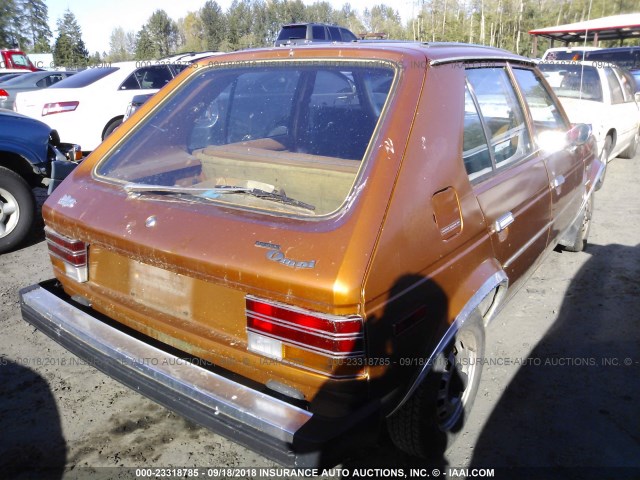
246;296;365;377
0;89;9;100
44;227;88;282
42;101;79;116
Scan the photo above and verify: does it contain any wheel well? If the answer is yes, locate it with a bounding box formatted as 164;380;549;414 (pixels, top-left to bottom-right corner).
0;151;39;187
478;283;508;327
102;116;124;139
605;129;616;151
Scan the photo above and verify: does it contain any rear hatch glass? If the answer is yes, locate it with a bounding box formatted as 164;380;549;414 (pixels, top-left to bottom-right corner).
50;67;118;88
277;25;307;42
95;61;395;217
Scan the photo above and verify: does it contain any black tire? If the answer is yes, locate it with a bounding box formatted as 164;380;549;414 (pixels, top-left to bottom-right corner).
0;166;36;254
564;194;593;253
619;128;639;159
102;117;123;140
595;136;611;190
387;310;485;458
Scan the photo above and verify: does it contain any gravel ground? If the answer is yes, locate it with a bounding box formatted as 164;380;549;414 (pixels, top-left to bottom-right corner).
1;152;639;480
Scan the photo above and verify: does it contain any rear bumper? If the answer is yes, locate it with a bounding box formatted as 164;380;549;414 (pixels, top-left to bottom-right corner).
20;281;377;467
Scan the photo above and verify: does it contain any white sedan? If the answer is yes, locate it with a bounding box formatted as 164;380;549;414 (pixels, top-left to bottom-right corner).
14;61;187;151
539;61;640;184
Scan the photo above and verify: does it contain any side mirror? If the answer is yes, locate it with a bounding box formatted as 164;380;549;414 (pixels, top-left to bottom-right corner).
567;123;592;146
536;123;591;153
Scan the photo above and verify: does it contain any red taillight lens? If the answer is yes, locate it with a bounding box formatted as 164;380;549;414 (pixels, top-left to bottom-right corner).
246;296;364;357
0;89;9;100
45;227;88;282
42;101;79;116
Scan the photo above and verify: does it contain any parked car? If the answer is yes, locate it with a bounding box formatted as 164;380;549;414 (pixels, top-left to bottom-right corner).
0;109;81;253
275;22;358;46
0;70;75;110
21;43;602;466
122;93;153;122
539;60;640;185
14;61;188;152
541;46;601;61
122;54;225;122
585;46;640;92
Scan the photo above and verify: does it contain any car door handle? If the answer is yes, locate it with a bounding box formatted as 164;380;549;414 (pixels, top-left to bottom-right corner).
552;175;565;189
494;212;514;232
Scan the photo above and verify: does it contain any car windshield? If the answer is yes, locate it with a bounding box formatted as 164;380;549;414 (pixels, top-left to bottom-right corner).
95;61;395;217
539;64;603;101
49;67;118;88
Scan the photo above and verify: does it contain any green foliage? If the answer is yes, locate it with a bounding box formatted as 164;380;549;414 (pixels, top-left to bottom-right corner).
200;1;226;51
147;9;179;57
21;0;51;51
135;26;156;60
53;9;88;67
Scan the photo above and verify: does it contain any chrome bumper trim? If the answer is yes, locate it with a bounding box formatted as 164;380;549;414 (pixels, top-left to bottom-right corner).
20;284;312;445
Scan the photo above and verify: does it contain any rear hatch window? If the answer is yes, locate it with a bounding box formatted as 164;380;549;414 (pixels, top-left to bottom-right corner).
50;67;118;88
95;61;395;217
277;25;308;42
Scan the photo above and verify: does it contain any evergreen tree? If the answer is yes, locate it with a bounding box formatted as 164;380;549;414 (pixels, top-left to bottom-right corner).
53;9;89;67
1;0;24;48
201;1;227;51
146;9;178;57
135;26;156;60
21;0;51;51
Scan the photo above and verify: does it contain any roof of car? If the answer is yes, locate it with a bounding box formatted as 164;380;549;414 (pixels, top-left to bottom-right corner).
252;41;531;66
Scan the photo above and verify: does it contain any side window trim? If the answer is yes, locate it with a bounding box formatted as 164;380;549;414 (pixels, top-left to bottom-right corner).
464;77;496;175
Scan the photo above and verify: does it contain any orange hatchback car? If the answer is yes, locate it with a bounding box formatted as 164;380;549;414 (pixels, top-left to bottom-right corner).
21;42;602;466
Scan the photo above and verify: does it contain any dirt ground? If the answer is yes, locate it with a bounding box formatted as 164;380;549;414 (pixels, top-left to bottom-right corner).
1;151;639;480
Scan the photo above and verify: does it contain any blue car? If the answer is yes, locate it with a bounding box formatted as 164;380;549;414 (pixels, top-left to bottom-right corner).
0;109;81;253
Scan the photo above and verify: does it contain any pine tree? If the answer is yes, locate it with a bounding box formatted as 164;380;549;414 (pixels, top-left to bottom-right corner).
135;26;156;60
53;9;89;67
0;0;24;48
201;1;227;51
21;0;51;52
146;10;178;57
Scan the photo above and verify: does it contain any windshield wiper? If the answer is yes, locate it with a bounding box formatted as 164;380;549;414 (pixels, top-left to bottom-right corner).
124;183;315;211
124;184;248;194
241;188;315;211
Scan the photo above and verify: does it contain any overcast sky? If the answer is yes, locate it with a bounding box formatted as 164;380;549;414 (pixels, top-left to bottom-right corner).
47;0;418;54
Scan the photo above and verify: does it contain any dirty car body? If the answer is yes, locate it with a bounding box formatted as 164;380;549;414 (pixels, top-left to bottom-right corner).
21;43;602;466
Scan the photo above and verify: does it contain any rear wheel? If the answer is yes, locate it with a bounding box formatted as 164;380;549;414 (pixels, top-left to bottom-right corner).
0;166;35;253
103;117;123;140
387;310;485;458
564;194;593;253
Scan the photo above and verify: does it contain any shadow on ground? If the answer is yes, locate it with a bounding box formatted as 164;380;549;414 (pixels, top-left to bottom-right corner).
469;243;640;479
0;359;67;478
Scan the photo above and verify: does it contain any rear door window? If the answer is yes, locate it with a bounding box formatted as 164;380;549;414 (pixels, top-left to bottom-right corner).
462;85;492;180
511;68;568;135
120;65;173;90
604;67;625;104
466;67;532;169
